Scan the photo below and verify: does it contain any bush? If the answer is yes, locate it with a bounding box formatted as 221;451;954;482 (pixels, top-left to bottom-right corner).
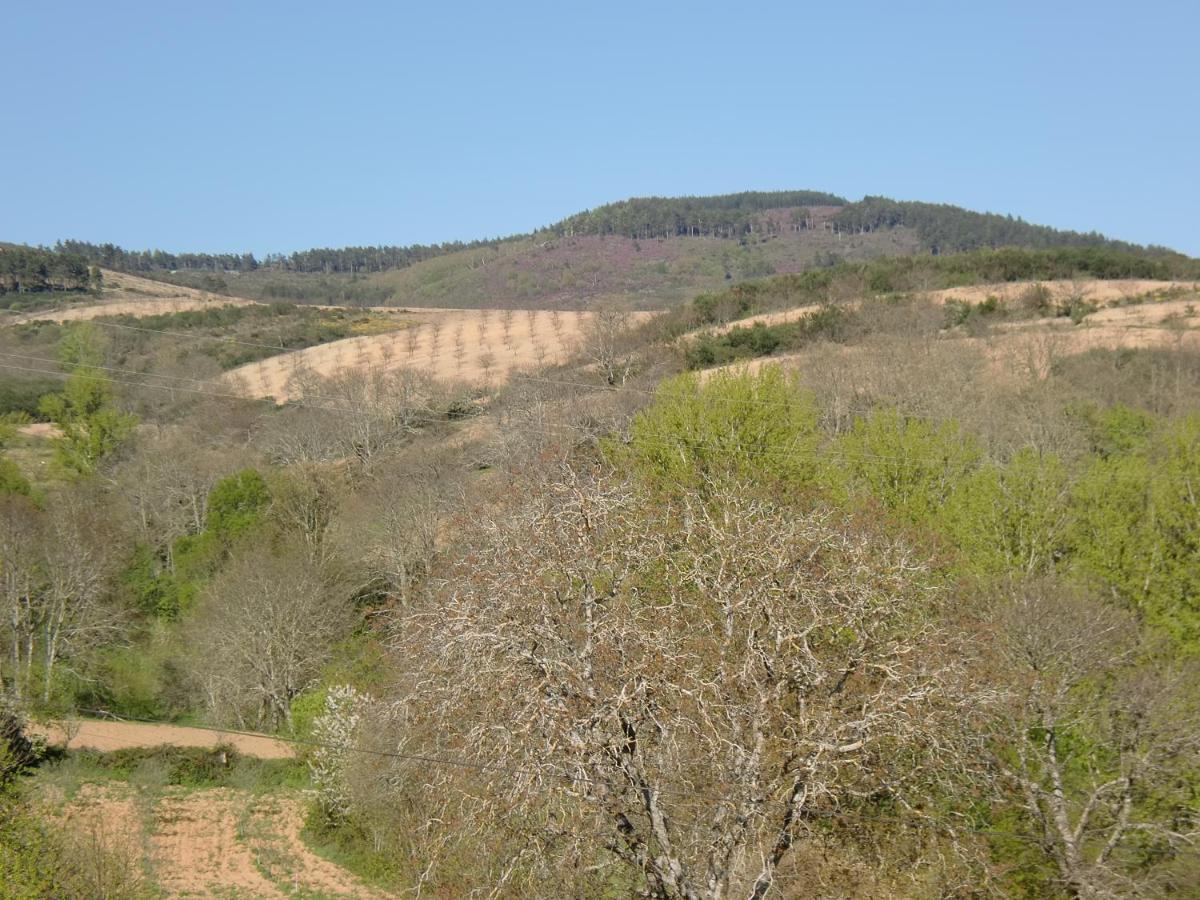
0;458;33;497
0;378;59;418
684;306;852;369
44;745;302;792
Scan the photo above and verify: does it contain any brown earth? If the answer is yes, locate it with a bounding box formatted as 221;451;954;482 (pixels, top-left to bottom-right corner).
16;422;63;439
45;782;393;898
698;285;1200;382
925;278;1198;306
697;281;1196;343
7;269;263;324
152;788;289;898
222;308;658;402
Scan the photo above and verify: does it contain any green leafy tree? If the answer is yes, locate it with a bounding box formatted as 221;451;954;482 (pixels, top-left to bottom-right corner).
824;408;982;526
143;469;273;619
1077;402;1155;459
945;449;1073;577
0;417;33;498
623;367;821;490
55;322;106;370
38;371;137;475
203;469;271;540
35;325;135;475
1070;416;1200;646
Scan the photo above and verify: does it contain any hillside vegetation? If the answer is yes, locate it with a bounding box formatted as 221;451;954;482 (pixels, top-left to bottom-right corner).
2;201;1200;898
38;190;1185;310
0;246;97;311
831;196;1183;255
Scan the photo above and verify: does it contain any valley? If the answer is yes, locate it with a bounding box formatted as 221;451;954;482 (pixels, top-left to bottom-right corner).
3;194;1200;898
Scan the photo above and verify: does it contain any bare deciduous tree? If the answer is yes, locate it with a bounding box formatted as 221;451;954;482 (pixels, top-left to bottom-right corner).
500;308;515;346
0;492;125;703
0;496;42;701
329;464;444;605
187;550;354;731
990;579;1200;898
582;300;635;386
116;433;246;566
269;366;440;470
269;464;342;563
38;494;125;703
397;471;980;898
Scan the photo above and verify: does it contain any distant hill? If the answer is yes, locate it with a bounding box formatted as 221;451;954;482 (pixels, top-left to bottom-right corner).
546;190;849;238
831;196;1175;255
36;191;1193;310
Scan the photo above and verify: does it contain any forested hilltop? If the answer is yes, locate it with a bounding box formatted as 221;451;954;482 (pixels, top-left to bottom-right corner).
21;191;1184;310
545;190;849;238
52;236;508;277
2;228;1200;894
43;190;1180;284
831;196;1179;255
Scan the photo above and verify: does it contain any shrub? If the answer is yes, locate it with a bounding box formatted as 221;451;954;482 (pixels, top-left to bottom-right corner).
0;458;33;498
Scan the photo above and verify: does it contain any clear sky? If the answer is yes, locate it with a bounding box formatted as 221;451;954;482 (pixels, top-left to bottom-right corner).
3;1;1197;256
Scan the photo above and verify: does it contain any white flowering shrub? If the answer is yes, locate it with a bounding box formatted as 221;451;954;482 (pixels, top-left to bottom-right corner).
308;684;371;823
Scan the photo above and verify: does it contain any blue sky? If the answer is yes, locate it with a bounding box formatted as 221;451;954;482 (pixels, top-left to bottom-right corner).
3;1;1197;255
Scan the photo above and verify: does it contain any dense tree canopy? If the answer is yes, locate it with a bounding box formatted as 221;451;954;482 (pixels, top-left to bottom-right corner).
52;238;507;277
0;247;91;295
547;190;848;239
832;196;1176;256
45;192;1192;294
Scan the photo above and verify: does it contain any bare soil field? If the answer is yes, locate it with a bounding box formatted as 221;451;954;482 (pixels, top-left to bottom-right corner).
223;308;658;402
687;279;1195;344
16;422;63;439
996;294;1200;331
32;718;296;759
7;270;263;324
707;304;825;335
926;278;1198;306
44;782;392;898
699;285;1200;383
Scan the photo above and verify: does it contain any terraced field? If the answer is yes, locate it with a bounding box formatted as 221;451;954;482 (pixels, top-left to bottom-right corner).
6;270;262;323
697;282;1200;382
44;782;391;898
223;308;657;402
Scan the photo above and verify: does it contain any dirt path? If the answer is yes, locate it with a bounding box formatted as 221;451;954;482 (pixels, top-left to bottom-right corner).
32;718;296;759
49;783;393;898
244;794;394;898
